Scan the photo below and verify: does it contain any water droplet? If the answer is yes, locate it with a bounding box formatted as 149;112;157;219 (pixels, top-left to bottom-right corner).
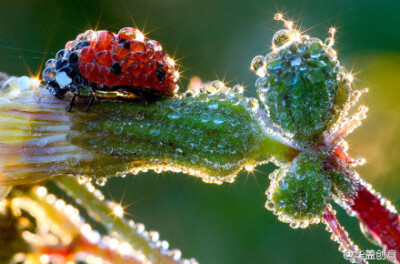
232;84;244;94
47;147;56;154
191;155;199;164
135;112;144;120
249;98;259;111
359;223;380;246
17;76;31;91
200;113;210;123
36;138;48;147
105;146;114;154
150;128;161;136
149;231;160;242
282;71;297;86
299;221;309;229
114;126;123;135
176;148;183;154
307;38;324;58
323;180;332;191
45;58;56;68
290;55;302;67
297;200;307;210
208;102;219;109
250;55;267;77
266;58;282;71
265;200;275;211
171;250;182;261
210;80;224;90
42;67;56;82
278;179;289;190
307;68;324;84
168;111;181;119
296;173;306;181
212;113;225;125
256;78;267;89
218;139;227;149
230;96;240;105
95;177;107;186
272;29;291;47
276;200;286;208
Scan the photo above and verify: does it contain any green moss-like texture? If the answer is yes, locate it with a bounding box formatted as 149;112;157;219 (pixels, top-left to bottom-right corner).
254;29;351;147
266;152;331;225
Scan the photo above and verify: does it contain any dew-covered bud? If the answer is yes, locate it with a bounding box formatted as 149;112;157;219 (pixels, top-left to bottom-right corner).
253;20;351;147
265;152;331;228
0;75;296;189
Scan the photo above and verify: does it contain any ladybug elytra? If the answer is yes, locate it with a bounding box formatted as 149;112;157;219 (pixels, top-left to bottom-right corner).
42;27;179;109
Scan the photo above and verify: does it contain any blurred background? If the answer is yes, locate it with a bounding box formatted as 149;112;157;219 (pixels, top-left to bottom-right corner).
0;0;399;263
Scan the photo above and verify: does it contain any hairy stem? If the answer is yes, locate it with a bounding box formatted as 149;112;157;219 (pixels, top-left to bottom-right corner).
56;176;181;264
346;181;400;263
0;80;297;186
38;236;142;264
322;205;368;264
13;187;144;263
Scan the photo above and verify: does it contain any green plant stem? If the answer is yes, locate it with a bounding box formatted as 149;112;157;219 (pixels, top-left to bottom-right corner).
13;188;143;263
56;176;178;264
65;95;298;182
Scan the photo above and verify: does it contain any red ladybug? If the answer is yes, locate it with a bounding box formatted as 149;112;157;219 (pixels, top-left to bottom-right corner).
42;27;179;109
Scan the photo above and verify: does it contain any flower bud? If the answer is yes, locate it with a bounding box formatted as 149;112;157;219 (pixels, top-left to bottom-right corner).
0;76;296;188
253;23;352;147
265;152;331;228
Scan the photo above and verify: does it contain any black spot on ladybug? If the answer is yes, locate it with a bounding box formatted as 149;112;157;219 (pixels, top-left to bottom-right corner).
156;69;166;81
123;41;130;50
110;62;122;75
156;62;164;69
118;38;131;50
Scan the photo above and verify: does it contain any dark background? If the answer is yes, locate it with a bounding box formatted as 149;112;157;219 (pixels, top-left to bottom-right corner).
1;0;399;263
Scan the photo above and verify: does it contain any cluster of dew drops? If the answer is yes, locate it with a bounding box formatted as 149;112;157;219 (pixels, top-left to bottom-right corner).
8;181;198;264
84;78;263;187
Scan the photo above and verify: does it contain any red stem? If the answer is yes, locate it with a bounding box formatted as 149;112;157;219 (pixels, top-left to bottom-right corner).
323;205;368;264
348;182;400;263
327;145;400;263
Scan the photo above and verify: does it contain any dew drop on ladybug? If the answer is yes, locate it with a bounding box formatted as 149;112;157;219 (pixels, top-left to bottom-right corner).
42;27;179;101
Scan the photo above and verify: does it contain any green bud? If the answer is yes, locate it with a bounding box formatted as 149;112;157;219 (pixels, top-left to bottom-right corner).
327;167;355;199
252;26;352;147
265;152;331;228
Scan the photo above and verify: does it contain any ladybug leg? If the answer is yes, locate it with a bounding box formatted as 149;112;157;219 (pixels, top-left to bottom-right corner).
67;93;78;112
85;92;96;112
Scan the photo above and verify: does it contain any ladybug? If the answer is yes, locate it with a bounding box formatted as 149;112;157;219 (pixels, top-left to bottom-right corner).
42;27;179;110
